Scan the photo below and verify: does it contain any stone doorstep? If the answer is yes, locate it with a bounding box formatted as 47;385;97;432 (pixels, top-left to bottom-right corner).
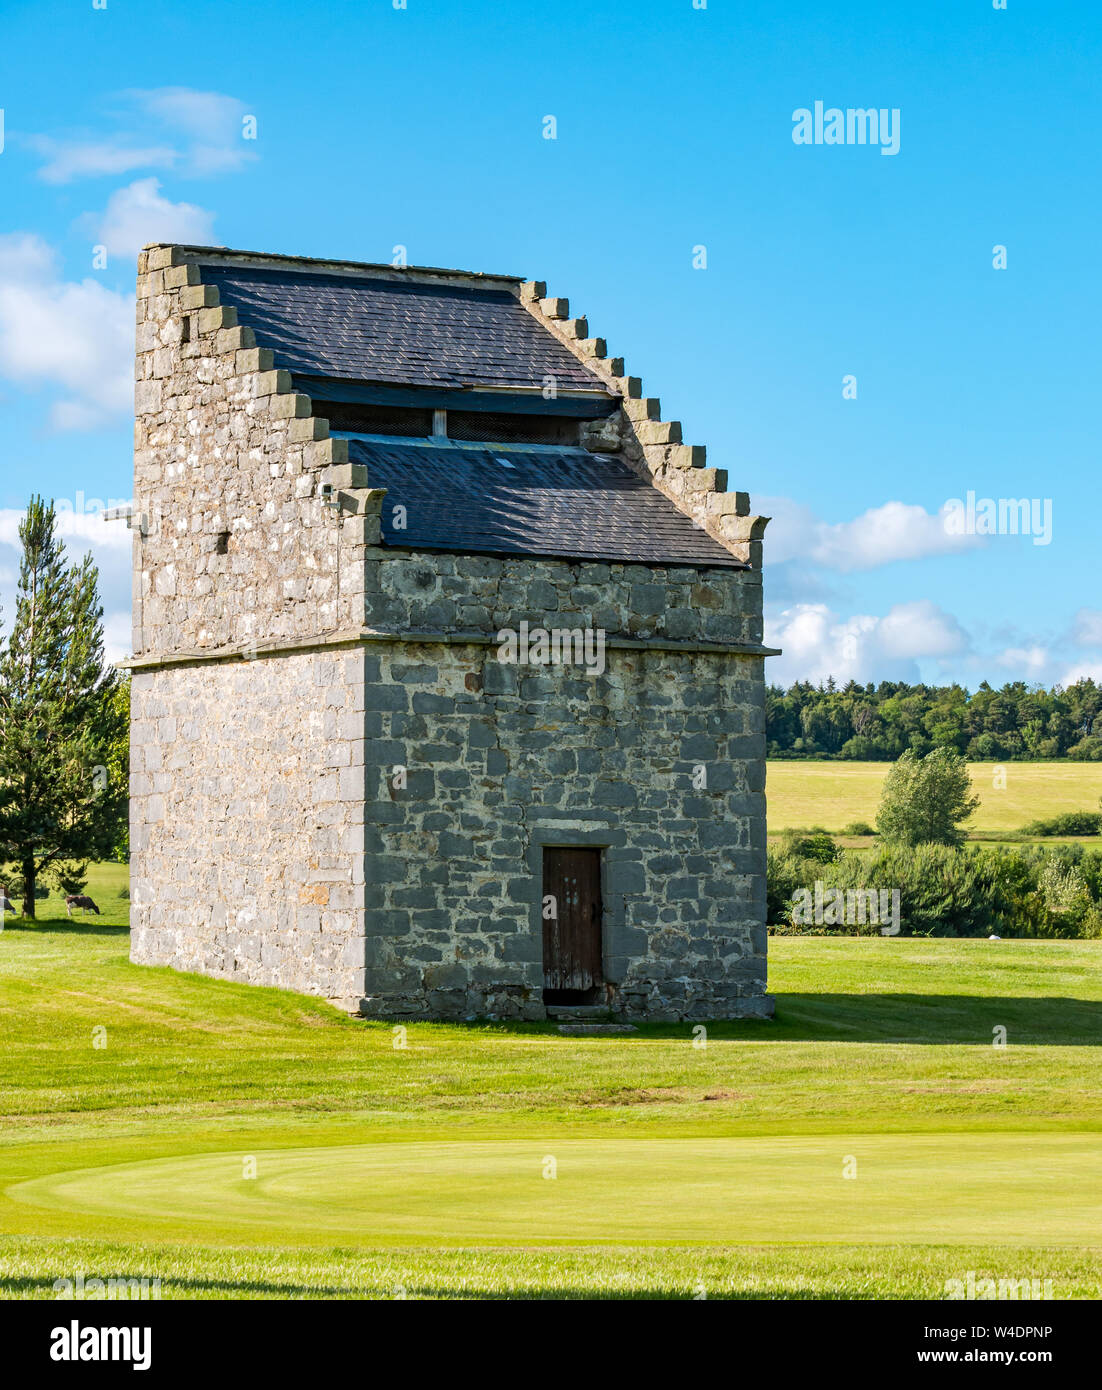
544;1004;616;1023
556;1023;639;1036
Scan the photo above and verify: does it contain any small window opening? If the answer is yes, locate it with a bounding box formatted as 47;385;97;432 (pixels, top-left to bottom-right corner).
215;531;230;555
323;401;585;447
324;402;433;437
447;411;580;445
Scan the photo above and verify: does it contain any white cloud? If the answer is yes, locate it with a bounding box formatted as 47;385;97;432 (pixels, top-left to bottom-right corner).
0;233;133;430
55;505;134;552
0;232;55;280
760;496;982;572
1059;661;1102;687
28;86;255;184
102;609;133;665
127;87;256;175
997;645;1049;675
875;599;970;659
1072;609;1102;648
765;599;970;686
764;603;1097;689
30;136;178;185
91;178;216;259
132;87;244;141
50;399;117;432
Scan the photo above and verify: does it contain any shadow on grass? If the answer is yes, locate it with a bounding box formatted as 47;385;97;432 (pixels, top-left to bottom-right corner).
767;993;1102;1045
0;920;129;937
0;1272;852;1300
474;995;1102;1046
0;1273;377;1300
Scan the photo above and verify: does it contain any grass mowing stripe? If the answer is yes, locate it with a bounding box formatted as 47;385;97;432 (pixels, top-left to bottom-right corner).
9;1134;1101;1248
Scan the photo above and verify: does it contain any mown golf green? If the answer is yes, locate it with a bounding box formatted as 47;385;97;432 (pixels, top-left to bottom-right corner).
1;867;1100;1298
767;759;1102;835
12;1134;1101;1249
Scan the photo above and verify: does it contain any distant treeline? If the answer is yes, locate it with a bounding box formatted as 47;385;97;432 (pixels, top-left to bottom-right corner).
766;679;1102;761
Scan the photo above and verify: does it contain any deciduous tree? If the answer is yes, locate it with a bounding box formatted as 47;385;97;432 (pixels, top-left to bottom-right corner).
876;747;980;848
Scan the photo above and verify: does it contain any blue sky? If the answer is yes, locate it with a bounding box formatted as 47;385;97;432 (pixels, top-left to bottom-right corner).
0;0;1098;684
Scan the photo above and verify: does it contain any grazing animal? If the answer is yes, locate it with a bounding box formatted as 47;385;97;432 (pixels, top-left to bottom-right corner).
65;894;101;918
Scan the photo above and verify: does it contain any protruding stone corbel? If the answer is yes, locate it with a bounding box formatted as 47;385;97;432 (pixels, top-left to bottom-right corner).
711;512;770;568
332;486;387;542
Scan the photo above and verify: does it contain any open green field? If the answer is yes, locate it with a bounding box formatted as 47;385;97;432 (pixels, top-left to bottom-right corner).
767;759;1102;836
1;866;1100;1298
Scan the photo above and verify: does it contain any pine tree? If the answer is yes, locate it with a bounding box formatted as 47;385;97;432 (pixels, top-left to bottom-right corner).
0;497;126;917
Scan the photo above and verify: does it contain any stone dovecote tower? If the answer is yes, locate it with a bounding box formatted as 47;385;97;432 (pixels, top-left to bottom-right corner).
125;243;779;1020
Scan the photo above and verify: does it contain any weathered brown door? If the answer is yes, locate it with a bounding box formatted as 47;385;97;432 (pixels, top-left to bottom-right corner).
542;847;603;998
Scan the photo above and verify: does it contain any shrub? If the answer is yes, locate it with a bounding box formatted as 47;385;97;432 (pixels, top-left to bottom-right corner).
1079;905;1102;939
765;838;1102;938
1035;859;1096;937
1078;849;1102;902
1022;811;1101;837
856;843;1008;936
780;827;841;863
790;850;900;935
766;846;804;926
786;844;1021;936
842;821;876;837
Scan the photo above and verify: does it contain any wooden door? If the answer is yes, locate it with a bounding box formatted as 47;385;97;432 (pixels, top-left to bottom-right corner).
542;847;603;997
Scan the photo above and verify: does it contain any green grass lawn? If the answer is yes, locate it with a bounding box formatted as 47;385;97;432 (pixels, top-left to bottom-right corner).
767;759;1102;836
1;880;1100;1298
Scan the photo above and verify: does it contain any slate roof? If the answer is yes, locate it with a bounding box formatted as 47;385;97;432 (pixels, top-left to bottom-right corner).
200;263;609;395
343;439;746;569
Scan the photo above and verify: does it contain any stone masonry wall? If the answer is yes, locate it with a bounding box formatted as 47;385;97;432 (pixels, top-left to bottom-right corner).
129;648;367;1010
360;641;768;1021
130;244;375;1004
367;549;764;647
132;246;374;658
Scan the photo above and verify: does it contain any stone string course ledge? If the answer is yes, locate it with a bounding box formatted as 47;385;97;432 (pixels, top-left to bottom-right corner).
127;242;776;1021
